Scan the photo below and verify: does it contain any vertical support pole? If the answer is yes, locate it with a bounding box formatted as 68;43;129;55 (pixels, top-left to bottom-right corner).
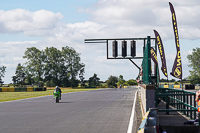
142;38;145;83
181;91;183;113
171;91;175;107
147;36;151;84
106;40;108;59
143;38;146;56
186;95;189;117
155;39;158;87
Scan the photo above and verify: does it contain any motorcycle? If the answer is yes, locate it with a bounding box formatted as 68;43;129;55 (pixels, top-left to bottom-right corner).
53;90;61;103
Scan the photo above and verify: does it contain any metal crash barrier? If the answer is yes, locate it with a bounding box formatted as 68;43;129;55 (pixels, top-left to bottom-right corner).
137;108;158;133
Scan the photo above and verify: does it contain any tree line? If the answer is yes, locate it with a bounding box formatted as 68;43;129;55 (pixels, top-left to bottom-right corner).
12;46;84;87
81;74;138;88
106;75;138;87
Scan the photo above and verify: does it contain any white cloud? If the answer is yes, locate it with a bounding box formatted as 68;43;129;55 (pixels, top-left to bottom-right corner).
81;0;200;39
0;9;63;36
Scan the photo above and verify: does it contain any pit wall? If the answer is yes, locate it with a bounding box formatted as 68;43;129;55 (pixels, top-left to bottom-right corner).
139;84;155;116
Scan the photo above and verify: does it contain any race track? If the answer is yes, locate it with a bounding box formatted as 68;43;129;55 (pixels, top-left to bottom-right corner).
0;88;137;133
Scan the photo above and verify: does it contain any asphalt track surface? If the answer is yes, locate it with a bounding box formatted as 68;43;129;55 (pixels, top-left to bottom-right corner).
0;87;137;133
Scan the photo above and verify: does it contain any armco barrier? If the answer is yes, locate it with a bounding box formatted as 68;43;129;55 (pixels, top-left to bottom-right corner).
15;88;21;92
2;87;15;92
34;87;46;91
7;87;15;92
21;87;27;92
163;85;169;88
2;88;8;92
27;87;33;91
173;85;180;88
15;87;27;92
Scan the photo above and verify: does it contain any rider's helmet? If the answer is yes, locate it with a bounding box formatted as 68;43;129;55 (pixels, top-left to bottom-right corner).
56;86;59;88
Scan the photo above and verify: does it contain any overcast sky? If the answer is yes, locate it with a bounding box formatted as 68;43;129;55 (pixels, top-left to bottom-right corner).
0;0;199;83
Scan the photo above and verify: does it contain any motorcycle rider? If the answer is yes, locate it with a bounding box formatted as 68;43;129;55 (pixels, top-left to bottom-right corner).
54;86;62;100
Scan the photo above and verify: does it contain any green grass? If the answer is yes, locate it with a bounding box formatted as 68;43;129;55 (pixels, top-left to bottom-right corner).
0;88;98;102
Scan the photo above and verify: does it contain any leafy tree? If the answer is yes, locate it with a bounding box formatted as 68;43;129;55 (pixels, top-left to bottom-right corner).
187;47;200;84
0;65;6;85
79;68;85;87
119;75;123;80
12;76;17;86
89;73;100;87
23;47;45;83
70;79;79;87
44;47;64;86
62;46;85;87
25;78;29;85
15;63;26;84
44;80;56;87
106;75;118;88
117;75;125;86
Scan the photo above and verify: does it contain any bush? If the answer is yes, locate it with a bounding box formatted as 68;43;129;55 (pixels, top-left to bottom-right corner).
117;79;125;86
106;75;118;87
125;79;138;86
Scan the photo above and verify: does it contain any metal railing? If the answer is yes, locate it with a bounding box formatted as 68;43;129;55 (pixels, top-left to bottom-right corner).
155;88;198;120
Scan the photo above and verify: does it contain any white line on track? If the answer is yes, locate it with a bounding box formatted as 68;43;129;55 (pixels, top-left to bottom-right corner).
127;90;138;133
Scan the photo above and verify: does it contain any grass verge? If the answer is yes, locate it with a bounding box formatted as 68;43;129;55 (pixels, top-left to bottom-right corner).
0;88;98;102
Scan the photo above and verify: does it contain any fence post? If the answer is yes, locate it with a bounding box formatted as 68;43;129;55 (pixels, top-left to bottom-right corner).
190;96;193;119
194;94;196;119
166;90;169;115
183;91;186;115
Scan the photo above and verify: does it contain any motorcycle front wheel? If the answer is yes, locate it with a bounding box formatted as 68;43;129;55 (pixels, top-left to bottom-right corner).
56;97;59;103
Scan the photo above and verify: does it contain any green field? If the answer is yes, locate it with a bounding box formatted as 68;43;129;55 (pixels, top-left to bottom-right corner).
0;88;98;102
